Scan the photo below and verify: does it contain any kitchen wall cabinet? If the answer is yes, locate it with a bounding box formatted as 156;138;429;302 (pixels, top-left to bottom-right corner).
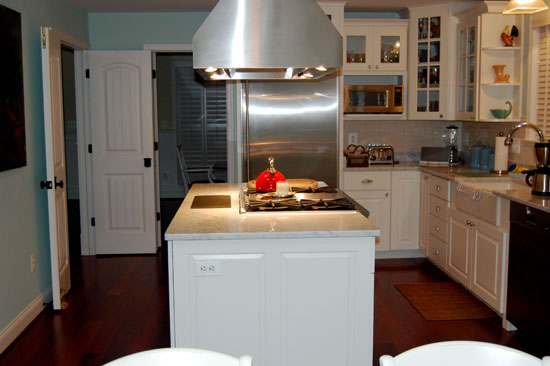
317;1;345;35
408;6;455;120
344;19;408;74
343;169;419;253
455;2;525;122
448;207;507;312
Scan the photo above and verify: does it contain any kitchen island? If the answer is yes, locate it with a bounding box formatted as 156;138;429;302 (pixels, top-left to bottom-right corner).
165;183;379;366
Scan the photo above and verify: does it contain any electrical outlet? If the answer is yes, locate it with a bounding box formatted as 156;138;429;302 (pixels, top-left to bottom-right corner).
195;261;221;276
30;252;36;273
348;132;358;145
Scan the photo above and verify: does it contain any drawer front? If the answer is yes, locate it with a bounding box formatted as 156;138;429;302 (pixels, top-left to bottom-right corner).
427;234;447;270
343;171;391;191
429;175;451;201
429;213;448;243
429;195;449;221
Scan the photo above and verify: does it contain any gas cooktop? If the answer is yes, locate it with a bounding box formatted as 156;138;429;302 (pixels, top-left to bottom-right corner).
241;186;369;217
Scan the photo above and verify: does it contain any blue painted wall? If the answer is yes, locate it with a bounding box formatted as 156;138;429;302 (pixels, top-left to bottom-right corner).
0;0;88;333
89;12;209;50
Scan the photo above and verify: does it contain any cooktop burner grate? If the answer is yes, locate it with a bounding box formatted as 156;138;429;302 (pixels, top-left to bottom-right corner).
246;197;355;212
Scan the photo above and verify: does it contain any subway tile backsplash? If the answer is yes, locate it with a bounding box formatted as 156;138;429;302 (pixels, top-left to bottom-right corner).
344;120;462;162
344;119;538;167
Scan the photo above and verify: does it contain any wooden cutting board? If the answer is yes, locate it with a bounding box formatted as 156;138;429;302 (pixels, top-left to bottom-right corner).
248;178;318;190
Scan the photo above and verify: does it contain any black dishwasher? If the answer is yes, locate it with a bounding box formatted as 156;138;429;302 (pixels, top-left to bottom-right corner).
507;201;550;345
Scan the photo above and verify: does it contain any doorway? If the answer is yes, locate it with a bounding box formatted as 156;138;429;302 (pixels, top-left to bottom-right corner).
59;47;82;278
155;52;228;245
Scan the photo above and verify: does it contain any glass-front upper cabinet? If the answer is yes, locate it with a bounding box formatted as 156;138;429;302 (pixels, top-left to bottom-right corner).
456;18;477;121
344;19;408;74
408;7;452;120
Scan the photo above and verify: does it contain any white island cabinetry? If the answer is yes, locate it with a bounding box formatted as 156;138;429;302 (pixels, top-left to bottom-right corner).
166;184;379;366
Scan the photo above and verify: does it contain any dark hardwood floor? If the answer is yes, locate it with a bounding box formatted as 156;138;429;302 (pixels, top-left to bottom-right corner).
0;254;545;365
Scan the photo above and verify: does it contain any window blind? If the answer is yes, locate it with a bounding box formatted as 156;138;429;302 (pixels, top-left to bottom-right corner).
174;62;227;170
536;25;550;138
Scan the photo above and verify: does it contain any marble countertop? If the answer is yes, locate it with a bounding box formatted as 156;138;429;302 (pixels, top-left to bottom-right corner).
420;166;550;213
165;183;380;241
344;163;550;213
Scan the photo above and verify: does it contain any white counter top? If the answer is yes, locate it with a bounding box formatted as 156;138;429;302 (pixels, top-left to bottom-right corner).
165;183;380;241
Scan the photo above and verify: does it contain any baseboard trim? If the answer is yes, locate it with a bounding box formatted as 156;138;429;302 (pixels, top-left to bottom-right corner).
375;249;426;259
0;288;51;354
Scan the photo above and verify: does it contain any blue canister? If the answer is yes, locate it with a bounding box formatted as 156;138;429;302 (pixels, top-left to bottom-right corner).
480;144;492;170
470;141;483;169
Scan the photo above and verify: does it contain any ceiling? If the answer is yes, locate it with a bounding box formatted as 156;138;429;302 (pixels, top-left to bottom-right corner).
65;0;486;13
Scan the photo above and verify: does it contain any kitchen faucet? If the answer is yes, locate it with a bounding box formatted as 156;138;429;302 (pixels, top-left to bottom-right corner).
504;122;545;145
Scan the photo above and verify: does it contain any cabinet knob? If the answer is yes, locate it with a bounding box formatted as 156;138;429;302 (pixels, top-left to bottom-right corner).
368;65;372;69
375;65;379;70
470;115;475;120
423;176;429;180
361;178;373;184
435;226;440;232
436;185;441;192
385;192;389;197
440;114;444;119
435;206;441;212
433;249;440;255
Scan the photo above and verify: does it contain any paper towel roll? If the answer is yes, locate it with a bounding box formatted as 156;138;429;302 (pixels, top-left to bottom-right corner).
494;136;509;172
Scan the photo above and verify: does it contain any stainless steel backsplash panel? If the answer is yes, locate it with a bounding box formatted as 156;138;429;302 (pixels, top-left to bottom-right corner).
245;77;338;187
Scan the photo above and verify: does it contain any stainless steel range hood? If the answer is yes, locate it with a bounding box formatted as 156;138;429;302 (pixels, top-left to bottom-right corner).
192;0;343;80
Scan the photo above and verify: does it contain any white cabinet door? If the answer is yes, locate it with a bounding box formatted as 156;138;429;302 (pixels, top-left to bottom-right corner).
170;237;375;366
447;208;472;287
390;171;420;250
353;192;391;251
470;219;507;312
419;173;431;254
408;7;452;120
88;51;157;254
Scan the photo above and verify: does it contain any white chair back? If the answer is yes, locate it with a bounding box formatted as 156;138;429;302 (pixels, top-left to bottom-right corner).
104;347;253;366
380;341;550;366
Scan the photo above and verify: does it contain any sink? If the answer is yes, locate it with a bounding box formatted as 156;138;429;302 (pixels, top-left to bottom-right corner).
467;181;529;191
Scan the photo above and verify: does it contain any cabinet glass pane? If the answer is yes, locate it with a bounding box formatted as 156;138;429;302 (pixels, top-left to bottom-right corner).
347;36;366;63
419;18;428;40
380;36;400;63
418;66;427;88
429;66;440;87
460;29;467;57
468;27;475;55
430;41;440;62
418;42;428;63
429;91;439;112
468;56;475;83
430;17;441;38
417;91;427;112
459;87;465;112
467;87;474;112
459;56;466;84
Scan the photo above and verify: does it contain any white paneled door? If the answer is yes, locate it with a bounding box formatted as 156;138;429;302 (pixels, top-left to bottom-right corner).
41;27;88;310
88;51;157;254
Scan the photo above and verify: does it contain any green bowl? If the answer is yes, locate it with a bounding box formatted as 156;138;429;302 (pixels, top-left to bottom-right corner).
490;109;509;119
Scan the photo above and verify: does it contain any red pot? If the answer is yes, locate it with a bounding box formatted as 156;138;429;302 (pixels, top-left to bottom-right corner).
256;156;285;192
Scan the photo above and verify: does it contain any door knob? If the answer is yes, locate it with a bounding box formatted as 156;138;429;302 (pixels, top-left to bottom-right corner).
54;177;64;189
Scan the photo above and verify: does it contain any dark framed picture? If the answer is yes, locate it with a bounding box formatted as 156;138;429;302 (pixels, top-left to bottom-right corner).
0;5;26;172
